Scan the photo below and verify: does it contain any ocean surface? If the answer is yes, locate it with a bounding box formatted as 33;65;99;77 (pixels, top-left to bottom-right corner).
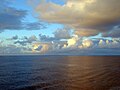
0;56;120;90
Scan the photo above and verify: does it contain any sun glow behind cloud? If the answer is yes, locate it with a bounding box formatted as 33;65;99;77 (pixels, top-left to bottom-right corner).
66;0;96;10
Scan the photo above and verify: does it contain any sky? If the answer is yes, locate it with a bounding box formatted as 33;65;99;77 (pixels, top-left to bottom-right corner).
0;0;120;55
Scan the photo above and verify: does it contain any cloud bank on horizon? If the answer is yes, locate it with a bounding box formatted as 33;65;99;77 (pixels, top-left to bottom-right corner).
0;0;120;55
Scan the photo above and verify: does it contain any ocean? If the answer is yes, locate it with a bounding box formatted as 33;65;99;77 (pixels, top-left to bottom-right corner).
0;56;120;90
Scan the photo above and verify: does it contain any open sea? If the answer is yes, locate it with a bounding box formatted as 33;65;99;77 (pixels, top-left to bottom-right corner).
0;56;120;90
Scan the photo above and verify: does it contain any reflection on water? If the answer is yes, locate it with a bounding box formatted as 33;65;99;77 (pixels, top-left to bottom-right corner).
0;56;120;90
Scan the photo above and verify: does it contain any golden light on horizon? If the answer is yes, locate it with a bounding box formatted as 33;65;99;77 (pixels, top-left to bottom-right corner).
32;43;40;52
67;35;78;47
67;38;76;46
82;39;93;48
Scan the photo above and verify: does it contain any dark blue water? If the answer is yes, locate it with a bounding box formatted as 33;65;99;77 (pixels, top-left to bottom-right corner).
0;56;120;90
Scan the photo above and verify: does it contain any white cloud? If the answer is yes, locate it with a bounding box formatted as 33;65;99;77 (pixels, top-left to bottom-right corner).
67;35;79;47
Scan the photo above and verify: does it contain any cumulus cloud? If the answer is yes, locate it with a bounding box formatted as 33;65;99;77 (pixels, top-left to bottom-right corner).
39;28;72;42
33;32;120;54
32;40;69;54
67;35;79;47
44;37;120;55
52;41;68;49
98;39;106;48
35;0;120;37
98;39;120;48
32;42;52;53
53;28;72;39
81;39;94;48
1;33;120;55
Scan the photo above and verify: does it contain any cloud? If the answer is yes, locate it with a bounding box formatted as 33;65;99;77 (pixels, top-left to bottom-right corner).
32;42;52;53
34;45;42;51
74;29;99;37
7;35;18;40
35;0;120;37
52;41;68;49
39;28;72;42
44;37;120;55
0;0;47;31
98;39;106;48
98;39;120;48
33;34;80;53
26;35;37;42
1;34;120;55
0;45;20;54
14;35;37;46
102;25;120;38
0;41;3;45
39;34;59;42
12;35;18;40
1;0;120;56
53;28;72;39
67;35;79;47
14;41;28;46
0;45;32;54
25;22;47;30
81;39;94;48
0;0;27;30
32;40;69;54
